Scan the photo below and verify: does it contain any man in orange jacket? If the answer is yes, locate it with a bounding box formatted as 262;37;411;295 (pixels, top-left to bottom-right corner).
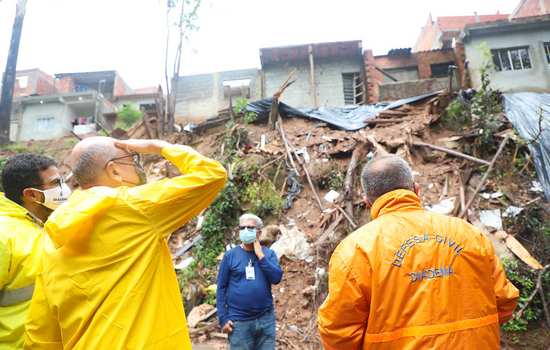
318;154;519;350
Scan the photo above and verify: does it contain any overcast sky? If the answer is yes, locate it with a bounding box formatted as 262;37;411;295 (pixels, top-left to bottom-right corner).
0;0;519;89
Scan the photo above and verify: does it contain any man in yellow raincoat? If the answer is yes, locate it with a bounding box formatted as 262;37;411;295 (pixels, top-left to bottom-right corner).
1;154;70;349
318;154;519;350
24;138;227;350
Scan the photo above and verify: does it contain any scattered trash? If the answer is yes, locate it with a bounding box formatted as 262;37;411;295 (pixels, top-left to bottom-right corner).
284;170;303;210
295;147;311;163
502;206;524;218
480;192;504;199
260;134;267;149
530;181;544;193
187;304;216;328
479;209;503;231
175;257;195;270
426;198;456;215
323;190;340;204
270;226;314;262
287;325;300;333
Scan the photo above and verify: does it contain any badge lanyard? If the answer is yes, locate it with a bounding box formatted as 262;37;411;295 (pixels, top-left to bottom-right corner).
245;258;256;280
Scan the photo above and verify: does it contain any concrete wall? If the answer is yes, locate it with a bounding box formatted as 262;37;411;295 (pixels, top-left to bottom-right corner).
264;57;363;107
465;27;550;91
175;68;260;123
379;76;455;101
16;102;71;141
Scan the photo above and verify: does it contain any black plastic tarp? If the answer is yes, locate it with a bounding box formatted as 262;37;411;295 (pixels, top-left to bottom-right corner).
504;92;550;200
246;91;441;131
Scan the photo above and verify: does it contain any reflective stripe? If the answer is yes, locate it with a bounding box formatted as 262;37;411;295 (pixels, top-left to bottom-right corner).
0;284;35;307
365;313;499;343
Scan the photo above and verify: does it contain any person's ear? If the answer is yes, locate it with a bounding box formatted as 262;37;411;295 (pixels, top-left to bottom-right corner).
22;188;43;204
105;161;123;184
413;182;421;196
363;195;372;209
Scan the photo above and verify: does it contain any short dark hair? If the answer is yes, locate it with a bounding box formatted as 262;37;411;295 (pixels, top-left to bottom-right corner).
2;153;56;205
361;154;414;203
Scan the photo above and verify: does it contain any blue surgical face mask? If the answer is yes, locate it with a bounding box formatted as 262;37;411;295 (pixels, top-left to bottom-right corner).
239;228;257;244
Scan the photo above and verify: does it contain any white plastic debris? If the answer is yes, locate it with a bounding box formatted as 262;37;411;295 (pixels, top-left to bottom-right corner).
426;198;456;215
479;209;503;230
530;181;544;193
196;215;204;230
480;192;503;199
260;134;267;149
295;147;311;163
270;226;313;262
175;257;194;270
323;190;340;203
503;206;524;218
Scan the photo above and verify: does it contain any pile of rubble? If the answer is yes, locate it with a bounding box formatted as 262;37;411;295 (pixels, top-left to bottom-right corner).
132;91;547;349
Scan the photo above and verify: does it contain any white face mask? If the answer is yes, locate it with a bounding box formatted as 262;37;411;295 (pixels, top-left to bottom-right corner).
33;183;72;210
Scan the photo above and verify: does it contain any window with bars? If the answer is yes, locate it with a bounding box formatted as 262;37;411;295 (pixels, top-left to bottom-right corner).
491;47;532;71
543;42;550;64
342;72;363;105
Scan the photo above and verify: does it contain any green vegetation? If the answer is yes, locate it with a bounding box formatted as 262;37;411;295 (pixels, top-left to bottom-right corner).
117;104;142;129
443;99;470;131
502;258;549;332
243;181;283;218
233;97;257;124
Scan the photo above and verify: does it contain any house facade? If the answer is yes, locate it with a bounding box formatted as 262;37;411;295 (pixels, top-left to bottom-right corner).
463;15;550;92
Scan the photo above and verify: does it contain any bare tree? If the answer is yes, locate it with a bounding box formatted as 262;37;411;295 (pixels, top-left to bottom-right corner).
164;0;201;134
0;0;28;145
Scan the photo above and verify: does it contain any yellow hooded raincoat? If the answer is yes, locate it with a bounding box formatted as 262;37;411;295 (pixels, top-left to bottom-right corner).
24;145;227;350
318;189;519;350
0;194;51;350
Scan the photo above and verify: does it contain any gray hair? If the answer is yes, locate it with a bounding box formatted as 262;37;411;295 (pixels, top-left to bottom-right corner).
361;154;414;203
73;144;117;187
239;213;264;228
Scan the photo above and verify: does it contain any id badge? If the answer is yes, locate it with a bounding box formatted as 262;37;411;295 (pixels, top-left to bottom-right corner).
246;265;255;280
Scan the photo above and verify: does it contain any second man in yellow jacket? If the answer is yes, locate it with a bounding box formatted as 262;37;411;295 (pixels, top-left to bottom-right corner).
24;138;227;350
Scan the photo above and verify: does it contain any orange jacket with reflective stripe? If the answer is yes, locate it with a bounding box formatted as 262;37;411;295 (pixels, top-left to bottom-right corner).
318;189;519;350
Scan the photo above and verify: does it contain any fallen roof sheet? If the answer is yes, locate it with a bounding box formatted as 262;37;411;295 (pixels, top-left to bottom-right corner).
504;92;550;200
246;91;441;131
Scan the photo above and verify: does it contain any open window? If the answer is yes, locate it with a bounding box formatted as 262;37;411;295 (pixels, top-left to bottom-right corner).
543;42;550;65
342;72;363;105
223;79;251;98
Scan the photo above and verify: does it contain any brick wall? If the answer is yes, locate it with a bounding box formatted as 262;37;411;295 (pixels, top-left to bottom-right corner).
364;50;383;104
379;77;455;101
365;48;464;102
13;69;56;97
55;77;75;93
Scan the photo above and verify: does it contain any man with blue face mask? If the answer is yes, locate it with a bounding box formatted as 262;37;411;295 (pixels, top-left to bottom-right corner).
216;213;283;350
0;153;69;349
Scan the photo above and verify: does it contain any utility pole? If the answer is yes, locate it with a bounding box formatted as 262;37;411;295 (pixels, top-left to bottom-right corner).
0;0;28;145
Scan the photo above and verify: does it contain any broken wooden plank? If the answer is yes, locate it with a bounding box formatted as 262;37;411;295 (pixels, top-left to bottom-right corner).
413;141;491;166
459;136;510;218
344;143;367;220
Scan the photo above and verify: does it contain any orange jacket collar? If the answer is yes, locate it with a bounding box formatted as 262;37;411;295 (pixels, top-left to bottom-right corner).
370;189;422;219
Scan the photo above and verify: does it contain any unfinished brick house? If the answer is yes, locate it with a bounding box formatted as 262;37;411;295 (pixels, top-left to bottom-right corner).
363;47;466;103
11;69;56;98
414;13;509;52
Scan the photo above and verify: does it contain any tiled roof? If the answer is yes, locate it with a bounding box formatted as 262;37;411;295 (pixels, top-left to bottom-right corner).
437;14;509;31
512;0;550;18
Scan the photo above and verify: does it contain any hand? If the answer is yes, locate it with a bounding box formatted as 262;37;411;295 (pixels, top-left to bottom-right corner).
254;240;265;260
222;320;234;334
114;139;171;155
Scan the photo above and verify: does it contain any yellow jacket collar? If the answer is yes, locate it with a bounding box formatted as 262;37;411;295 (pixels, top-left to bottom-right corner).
370;189;422;219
